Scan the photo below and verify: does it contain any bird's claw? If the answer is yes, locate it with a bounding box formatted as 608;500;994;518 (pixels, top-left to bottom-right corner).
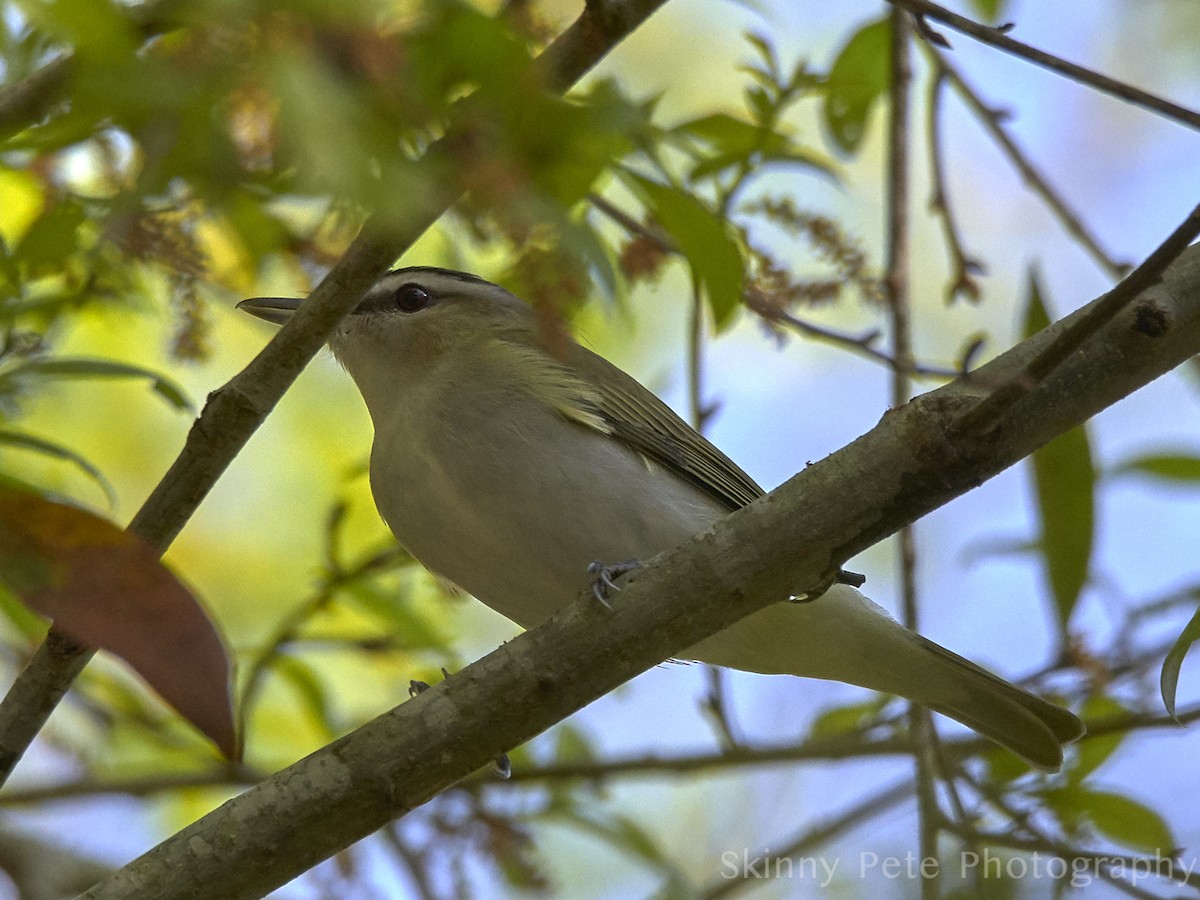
790;567;865;603
587;559;640;608
837;567;866;588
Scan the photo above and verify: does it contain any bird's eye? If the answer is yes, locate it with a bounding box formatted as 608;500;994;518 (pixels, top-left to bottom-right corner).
394;284;431;313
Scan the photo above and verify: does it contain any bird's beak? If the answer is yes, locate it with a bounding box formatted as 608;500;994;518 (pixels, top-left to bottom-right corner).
236;296;302;326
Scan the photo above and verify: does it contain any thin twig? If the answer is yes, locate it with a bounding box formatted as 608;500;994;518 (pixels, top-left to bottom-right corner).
700;780;915;899
756;302;962;378
238;542;411;738
925;66;984;303
701;666;741;750
6;700;1198;806
930;46;1128;281
0;768;261;805
887;13;940;897
891;0;1200;131
380;823;440;900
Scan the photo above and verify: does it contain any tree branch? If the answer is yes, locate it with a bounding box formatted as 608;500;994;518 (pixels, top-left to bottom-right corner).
77;243;1200;899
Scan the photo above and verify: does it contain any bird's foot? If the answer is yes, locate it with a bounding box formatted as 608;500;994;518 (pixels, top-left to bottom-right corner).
789;567;865;603
587;559;641;608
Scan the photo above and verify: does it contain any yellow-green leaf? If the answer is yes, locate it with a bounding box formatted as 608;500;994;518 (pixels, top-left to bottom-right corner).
623;172;745;329
1044;787;1175;854
1025;270;1094;633
823;17;891;155
1161;602;1200;720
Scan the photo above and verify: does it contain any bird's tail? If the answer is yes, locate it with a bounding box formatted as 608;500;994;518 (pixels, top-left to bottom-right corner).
907;632;1084;770
686;587;1084;770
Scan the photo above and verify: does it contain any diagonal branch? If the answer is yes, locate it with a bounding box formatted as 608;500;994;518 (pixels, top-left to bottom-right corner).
959;201;1200;433
78;243;1200;899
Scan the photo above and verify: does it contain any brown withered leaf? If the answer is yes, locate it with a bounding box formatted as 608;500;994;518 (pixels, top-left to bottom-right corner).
0;487;238;758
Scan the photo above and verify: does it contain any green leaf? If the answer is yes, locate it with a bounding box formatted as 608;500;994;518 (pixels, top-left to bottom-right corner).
557;807;668;866
1113;454;1200;484
1025;270;1094;632
553;724;597;765
1067;695;1129;783
622;172;746;329
822;17;891;155
969;0;1008;22
1161;601;1200;720
14;198;87;274
745;85;774;126
760;147;839;181
810;697;888;737
743;32;779;83
983;741;1032;783
675;113;786;157
0;428;116;508
1032;426;1094;631
7;357;192;411
1044;788;1175;854
675;114;838;184
343;578;447;651
271;654;335;739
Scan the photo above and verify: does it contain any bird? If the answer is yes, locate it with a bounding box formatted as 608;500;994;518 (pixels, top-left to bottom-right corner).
239;265;1084;769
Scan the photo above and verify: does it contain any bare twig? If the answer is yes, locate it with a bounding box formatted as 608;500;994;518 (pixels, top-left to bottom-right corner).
930;47;1128;281
886;14;940;896
0;630;92;781
380;823;440;900
959;772;1199;891
5;701;1197;806
700;780;915;899
0;768;261;805
700;666;741;750
238;541;412;738
925;66;984;302
744;297;963;379
891;0;1200;131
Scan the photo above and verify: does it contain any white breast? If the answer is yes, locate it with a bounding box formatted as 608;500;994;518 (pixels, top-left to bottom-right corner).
367;371;726;630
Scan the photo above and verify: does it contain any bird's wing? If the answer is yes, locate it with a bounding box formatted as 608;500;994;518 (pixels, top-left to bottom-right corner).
567;343;764;512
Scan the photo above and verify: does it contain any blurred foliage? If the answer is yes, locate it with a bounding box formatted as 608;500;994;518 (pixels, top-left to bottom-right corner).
0;0;1196;898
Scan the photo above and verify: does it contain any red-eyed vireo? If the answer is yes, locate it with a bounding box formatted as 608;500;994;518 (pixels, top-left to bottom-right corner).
239;266;1084;769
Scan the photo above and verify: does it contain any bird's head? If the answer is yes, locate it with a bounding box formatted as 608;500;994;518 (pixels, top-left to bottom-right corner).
238;266;541;415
